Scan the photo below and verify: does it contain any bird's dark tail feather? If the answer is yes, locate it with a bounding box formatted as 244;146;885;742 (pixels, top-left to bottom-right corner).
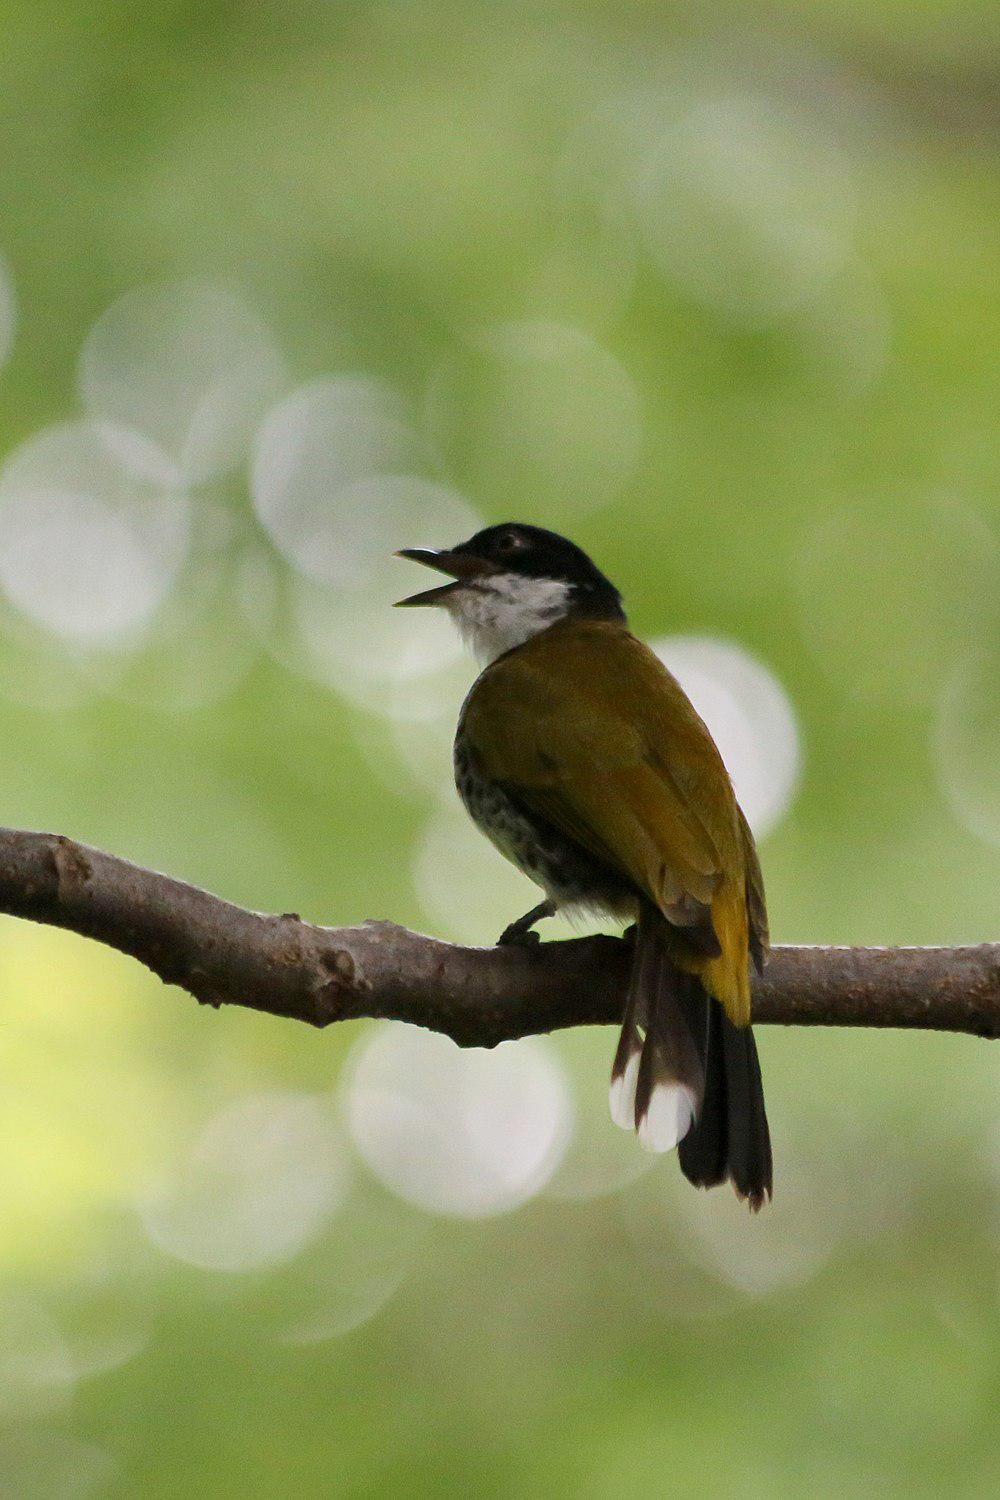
677;986;773;1211
610;904;772;1210
609;904;705;1153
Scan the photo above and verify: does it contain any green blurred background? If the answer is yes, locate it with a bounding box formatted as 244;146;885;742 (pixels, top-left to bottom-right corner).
0;1;999;1494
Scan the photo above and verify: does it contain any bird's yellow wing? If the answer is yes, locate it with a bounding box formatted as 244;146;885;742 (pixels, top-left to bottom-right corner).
739;804;770;974
461;620;756;1021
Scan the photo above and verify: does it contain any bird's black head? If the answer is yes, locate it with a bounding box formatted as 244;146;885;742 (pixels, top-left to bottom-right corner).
396;522;624;663
449;523;624;619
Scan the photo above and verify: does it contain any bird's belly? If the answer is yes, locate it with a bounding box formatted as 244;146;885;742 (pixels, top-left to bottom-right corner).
454;735;633;914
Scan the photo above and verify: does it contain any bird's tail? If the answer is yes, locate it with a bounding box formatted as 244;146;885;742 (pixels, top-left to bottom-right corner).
609;903;772;1210
677;990;772;1211
609;903;705;1153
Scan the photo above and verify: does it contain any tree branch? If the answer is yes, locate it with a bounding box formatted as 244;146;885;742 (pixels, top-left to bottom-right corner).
0;826;997;1044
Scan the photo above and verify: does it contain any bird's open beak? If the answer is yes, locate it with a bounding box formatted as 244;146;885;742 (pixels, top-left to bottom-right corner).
394;548;494;607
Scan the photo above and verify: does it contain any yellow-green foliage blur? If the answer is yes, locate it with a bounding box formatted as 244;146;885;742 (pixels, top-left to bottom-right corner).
0;1;998;1495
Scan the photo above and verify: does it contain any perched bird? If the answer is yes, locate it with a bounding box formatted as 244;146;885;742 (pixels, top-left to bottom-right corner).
397;523;772;1208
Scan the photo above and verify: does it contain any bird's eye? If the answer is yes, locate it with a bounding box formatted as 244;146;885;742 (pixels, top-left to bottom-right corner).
496;530;524;555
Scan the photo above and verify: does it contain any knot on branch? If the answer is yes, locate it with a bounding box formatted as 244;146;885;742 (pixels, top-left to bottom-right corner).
51;835;92;899
309;943;359;1027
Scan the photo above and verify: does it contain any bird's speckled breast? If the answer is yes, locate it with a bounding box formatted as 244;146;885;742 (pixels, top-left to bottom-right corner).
453;718;633;915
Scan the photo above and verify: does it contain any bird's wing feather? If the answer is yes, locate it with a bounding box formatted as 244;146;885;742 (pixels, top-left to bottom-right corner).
461;623;733;936
739;805;769;973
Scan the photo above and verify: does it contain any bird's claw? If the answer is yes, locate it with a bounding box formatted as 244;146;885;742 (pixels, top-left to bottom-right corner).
496;923;542;948
496;900;554;947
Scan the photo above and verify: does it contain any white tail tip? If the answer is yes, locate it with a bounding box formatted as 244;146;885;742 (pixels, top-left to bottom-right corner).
637;1081;698;1153
608;1051;640;1131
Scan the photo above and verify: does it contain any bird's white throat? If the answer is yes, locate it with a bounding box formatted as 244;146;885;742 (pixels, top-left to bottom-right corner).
445;573;572;664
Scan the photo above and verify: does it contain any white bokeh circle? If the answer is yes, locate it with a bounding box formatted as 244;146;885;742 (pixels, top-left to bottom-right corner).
277;1187;425;1345
140;1092;352;1272
79;280;287;488
244;480;481;714
652;634;801;837
342;1025;572;1218
252;378;427;585
934;648;1000;848
0;1297;75;1422
84;504;257;712
0;421;190;645
628;91;853;325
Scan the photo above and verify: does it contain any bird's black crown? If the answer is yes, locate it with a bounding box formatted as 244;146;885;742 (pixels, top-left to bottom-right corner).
453;523;624;619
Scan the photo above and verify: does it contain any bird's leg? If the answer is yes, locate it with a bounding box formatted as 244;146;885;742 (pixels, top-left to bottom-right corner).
496;900;556;947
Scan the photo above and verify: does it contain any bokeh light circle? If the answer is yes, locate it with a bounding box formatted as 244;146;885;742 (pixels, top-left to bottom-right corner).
0;1296;75;1421
79;280;287;488
628;92;853;325
86;504;258;712
245;480;481;713
277;1186;425;1345
0;421;190;645
934;648;1000;847
670;1141;850;1297
140;1092;352;1272
50;1255;155;1382
343;1025;572;1218
651;634;801;837
251;377;427;585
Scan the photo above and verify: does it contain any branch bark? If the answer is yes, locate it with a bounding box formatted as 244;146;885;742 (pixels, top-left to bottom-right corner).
0;826;997;1045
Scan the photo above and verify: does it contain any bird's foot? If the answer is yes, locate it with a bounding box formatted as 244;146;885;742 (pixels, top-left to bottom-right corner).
497;925;542;948
496;901;555;948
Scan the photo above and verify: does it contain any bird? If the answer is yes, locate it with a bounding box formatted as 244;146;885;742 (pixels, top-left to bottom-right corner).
396;522;772;1208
